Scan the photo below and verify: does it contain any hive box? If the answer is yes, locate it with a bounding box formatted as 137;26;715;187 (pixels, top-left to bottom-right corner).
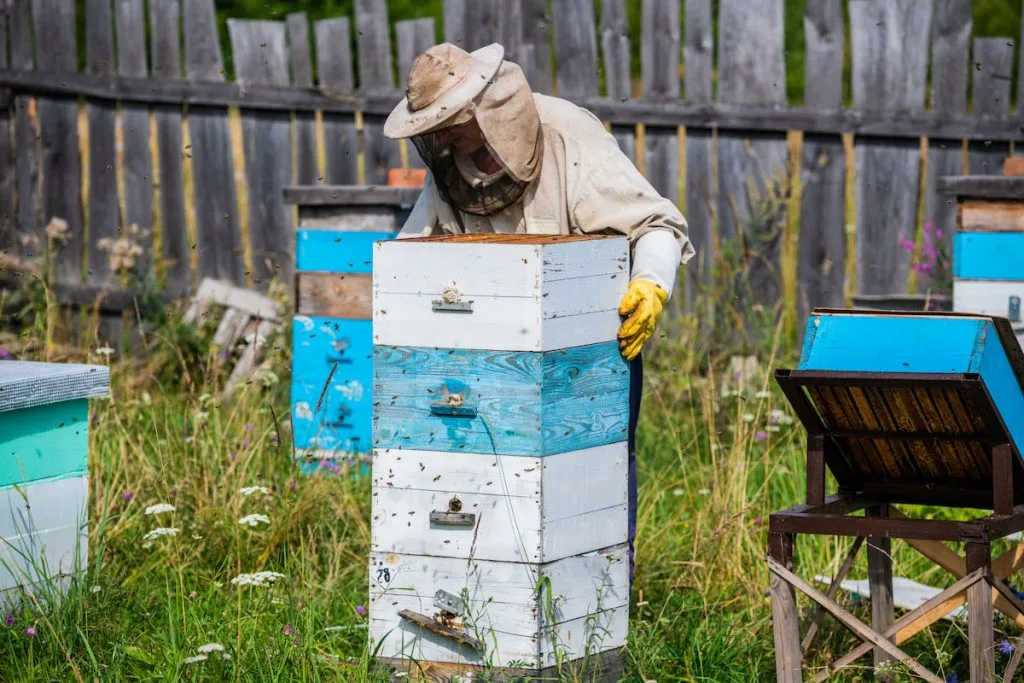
369;234;630;675
0;361;109;605
286;187;413;473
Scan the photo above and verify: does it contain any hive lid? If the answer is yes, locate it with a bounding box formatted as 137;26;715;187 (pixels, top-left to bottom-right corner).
0;361;110;414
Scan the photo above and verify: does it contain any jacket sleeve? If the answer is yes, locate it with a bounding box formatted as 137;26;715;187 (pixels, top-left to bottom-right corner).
565;125;696;298
397;172;442;239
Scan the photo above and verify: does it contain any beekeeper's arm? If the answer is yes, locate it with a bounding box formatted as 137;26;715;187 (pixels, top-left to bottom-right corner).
568;131;695;360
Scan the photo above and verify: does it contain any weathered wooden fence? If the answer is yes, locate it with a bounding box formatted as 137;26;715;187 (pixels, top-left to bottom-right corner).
0;0;1020;349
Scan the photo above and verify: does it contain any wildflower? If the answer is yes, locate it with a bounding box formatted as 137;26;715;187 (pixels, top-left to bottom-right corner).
96;345;115;357
239;485;270;497
231;571;285;587
672;488;684;496
238;513;270;527
253;368;280;388
198;643;225;655
23;625;36;637
0;347;9;360
754;390;770;399
754;431;768;441
270;433;280;444
144;503;175;515
228;452;237;462
742;413;755;423
184;654;208;664
91;586;102;594
289;480;297;492
355;605;366;616
241;437;251;449
122;491;134;502
45;217;69;243
144;527;180;541
244;423;254;432
4;614;13;627
1000;639;1015;655
283;625;294;635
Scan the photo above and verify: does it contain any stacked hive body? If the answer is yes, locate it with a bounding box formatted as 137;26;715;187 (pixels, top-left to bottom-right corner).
368;234;631;675
284;187;417;473
0;361;109;605
945;177;1024;346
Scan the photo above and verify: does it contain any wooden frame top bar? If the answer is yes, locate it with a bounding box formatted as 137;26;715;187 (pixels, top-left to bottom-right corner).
935;176;1024;200
283;185;421;207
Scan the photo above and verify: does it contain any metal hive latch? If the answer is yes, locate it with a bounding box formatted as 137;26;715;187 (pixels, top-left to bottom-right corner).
432;283;474;313
397;587;482;651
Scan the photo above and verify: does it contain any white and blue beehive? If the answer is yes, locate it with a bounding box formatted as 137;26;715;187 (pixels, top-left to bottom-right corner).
285;186;417;474
368;233;631;675
0;361;109;605
943;175;1024;345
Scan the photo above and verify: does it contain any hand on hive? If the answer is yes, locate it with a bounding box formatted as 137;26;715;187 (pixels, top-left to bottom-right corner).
616;279;668;361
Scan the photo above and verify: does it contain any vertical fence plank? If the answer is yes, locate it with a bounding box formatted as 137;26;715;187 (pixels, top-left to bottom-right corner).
315;18;358;186
850;0;933;296
641;0;680;206
396;18;436;171
921;0;969;295
85;0;119;299
552;0;599;101
969;37;1015;175
715;0;789;330
149;0;189;297
521;0;552;95
116;0;154;266
184;0;243;285
497;0;523;64
683;0;714;313
286;12;318;186
797;0;846;342
0;6;15;256
10;0;39;259
32;0;84;284
355;0;400;185
600;0;635;162
443;0;467;49
228;20;293;291
445;0;498;52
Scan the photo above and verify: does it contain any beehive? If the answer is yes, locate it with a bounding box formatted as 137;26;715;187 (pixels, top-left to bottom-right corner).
0;361;109;605
368;234;630;676
284;186;417;474
941;175;1024;345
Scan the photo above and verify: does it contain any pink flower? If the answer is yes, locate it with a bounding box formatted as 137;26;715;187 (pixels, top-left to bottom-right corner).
122;491;134;502
754;431;768;441
289;480;297;492
4;614;13;627
283;624;294;636
23;625;36;637
244;423;254;432
355;605;366;616
0;347;10;360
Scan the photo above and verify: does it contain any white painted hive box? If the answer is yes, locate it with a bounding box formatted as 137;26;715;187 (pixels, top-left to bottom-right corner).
372;233;630;351
0;361;109;605
369;233;631;672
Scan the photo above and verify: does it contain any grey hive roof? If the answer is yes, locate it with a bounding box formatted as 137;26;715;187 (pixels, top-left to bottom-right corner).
0;361;110;413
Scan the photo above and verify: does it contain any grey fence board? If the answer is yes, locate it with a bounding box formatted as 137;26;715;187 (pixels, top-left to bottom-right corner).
797;0;846;342
395;18;436;171
32;0;84;284
10;0;37;259
184;0;243;285
446;0;498;52
552;0;599;101
600;0;635;162
116;0;154;263
520;0;552;94
149;0;189;297
641;0;680;211
443;0;467;50
229;19;293;291
497;0;523;64
0;8;13;255
921;0;970;294
716;0;789;318
356;0;399;185
683;0;714;312
968;37;1015;175
315;18;358;185
85;0;119;291
286;12;318;186
851;0;933;296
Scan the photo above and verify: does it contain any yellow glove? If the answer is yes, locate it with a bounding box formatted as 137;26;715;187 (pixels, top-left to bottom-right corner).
617;279;668;361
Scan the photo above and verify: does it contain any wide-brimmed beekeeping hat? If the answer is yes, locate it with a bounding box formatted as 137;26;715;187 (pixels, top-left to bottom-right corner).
384;42;504;139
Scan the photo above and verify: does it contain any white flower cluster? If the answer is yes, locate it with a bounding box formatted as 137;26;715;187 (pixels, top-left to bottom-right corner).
144;527;180;541
238;514;270;528
183;643;231;665
230;571;285;587
239;486;270;497
145;503;176;516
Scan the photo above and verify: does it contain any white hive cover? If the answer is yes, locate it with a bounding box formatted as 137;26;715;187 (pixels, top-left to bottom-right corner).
0;361;110;414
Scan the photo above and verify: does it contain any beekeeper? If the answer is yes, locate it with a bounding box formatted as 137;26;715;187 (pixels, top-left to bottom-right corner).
384;42;695;579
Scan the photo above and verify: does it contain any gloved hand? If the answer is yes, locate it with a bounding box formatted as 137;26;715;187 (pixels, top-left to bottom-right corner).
617;279;668;361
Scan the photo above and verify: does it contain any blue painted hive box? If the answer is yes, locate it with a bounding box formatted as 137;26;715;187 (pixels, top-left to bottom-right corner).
787;308;1024;505
0;361;109;604
284;186;418;475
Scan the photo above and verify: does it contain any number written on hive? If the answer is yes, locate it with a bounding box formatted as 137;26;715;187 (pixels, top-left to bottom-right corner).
372;554;401;589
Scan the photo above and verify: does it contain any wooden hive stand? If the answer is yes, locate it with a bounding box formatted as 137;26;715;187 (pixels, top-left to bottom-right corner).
769;308;1024;683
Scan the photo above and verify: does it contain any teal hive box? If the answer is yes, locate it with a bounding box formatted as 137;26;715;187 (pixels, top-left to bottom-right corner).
283;186;418;475
0;361;109;605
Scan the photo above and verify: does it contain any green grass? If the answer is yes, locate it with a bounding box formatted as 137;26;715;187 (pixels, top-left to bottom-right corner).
0;295;1022;681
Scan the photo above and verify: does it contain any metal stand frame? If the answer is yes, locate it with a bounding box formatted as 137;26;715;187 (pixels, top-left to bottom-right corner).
768;369;1024;683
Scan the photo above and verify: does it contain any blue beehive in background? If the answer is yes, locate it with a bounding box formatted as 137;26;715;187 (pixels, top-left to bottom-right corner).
283;186;419;474
0;360;109;606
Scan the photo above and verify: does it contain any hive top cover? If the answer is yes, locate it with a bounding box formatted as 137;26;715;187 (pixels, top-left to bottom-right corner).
0;361;110;414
